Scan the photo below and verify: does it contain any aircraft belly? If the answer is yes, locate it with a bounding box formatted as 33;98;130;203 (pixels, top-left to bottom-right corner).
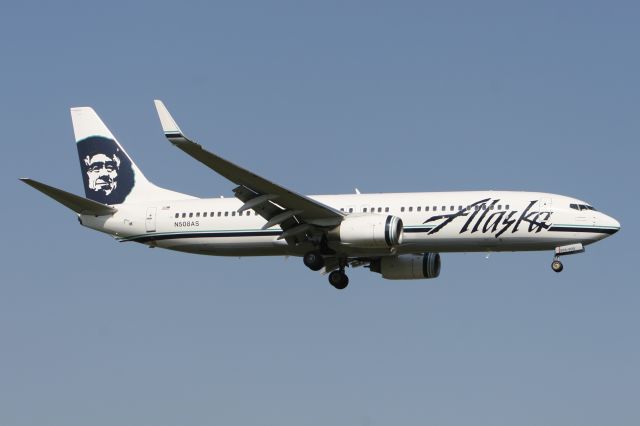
155;236;298;256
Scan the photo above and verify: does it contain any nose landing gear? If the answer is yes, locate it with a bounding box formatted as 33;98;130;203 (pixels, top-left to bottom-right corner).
551;258;564;273
551;243;584;273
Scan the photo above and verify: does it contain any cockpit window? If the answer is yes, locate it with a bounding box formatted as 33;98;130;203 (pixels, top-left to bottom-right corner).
571;203;597;211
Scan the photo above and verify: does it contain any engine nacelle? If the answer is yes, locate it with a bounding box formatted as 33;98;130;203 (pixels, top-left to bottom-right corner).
331;215;403;248
371;253;441;280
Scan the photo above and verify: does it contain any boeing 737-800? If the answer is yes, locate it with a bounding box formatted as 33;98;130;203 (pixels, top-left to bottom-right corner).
21;101;620;289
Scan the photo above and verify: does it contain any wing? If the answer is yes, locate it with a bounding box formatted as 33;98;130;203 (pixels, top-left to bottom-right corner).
154;100;344;243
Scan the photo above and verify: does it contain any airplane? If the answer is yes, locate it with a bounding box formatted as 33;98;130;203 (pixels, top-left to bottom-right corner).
21;101;621;289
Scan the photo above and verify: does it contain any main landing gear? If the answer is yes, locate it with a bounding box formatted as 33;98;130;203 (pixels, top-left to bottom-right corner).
303;250;325;271
328;269;349;290
303;251;350;290
328;258;349;290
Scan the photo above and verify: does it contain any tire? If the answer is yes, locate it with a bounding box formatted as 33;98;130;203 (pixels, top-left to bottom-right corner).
303;251;325;271
328;271;349;289
551;260;563;273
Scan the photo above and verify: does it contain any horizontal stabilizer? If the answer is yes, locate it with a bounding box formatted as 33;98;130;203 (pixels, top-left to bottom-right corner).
20;178;117;216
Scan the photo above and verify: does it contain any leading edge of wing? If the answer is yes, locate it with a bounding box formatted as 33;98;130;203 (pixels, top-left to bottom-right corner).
153;100;344;224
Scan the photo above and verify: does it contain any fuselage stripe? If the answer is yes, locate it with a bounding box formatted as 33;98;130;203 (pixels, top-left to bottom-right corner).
120;223;616;244
548;226;618;234
123;229;282;243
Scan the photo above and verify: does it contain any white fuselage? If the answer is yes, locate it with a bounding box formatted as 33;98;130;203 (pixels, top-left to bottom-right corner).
80;190;620;258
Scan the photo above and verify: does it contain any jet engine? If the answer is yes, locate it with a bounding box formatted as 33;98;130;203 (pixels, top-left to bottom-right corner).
330;215;403;248
370;253;441;280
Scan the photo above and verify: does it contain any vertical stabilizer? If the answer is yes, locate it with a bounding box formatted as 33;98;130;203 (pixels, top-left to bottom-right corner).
71;107;193;205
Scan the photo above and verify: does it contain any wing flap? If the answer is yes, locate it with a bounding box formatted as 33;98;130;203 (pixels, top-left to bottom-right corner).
20;178;117;216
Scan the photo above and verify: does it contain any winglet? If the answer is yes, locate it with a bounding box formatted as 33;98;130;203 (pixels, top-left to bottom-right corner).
154;100;185;139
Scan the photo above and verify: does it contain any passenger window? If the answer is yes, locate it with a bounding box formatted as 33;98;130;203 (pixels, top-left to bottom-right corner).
349;208;353;213
401;207;405;212
232;211;236;216
340;208;344;212
182;213;186;218
506;205;510;210
203;212;207;217
450;206;454;211
224;212;228;217
378;207;382;213
174;213;179;218
417;206;421;212
497;205;502;210
408;207;413;212
385;207;389;212
189;212;193;218
217;212;221;217
196;212;200;217
458;206;462;211
425;206;429;211
442;206;446;211
363;208;367;212
210;212;214;217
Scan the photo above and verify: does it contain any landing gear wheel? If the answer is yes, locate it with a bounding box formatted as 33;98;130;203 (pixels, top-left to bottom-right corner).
551;260;564;273
328;270;349;290
303;251;325;271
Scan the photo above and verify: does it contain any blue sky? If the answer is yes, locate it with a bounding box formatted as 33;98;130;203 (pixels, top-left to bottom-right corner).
1;1;638;425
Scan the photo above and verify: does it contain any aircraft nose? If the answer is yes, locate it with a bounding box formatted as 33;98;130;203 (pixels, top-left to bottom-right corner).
604;214;621;235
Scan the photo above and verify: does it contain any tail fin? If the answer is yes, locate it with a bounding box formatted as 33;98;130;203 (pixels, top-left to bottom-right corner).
71;107;193;205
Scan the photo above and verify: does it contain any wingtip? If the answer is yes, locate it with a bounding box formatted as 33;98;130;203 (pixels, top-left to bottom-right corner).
154;99;182;135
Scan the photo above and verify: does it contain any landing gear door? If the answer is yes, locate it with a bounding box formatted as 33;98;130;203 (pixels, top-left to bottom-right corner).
145;207;157;232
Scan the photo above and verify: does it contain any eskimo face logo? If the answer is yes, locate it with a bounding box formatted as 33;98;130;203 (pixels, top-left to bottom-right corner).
85;152;119;195
77;136;134;204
